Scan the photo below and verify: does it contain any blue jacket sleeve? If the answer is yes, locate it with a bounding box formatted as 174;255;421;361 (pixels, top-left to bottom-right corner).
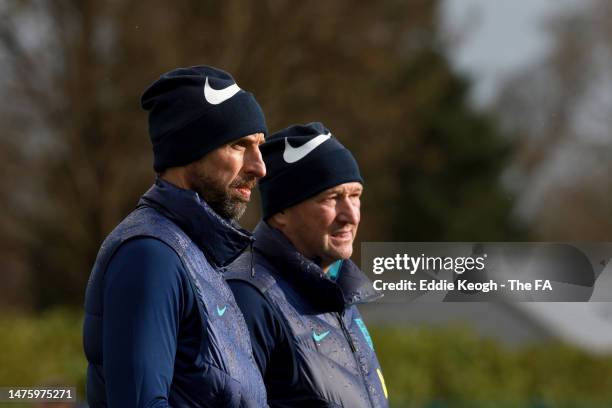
227;280;287;375
102;238;186;408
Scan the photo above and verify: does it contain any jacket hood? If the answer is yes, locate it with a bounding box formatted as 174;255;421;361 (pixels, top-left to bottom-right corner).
252;221;381;312
138;178;254;269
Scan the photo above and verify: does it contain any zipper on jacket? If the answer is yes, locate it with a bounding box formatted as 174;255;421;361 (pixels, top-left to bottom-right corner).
336;312;375;408
337;313;357;353
249;240;256;277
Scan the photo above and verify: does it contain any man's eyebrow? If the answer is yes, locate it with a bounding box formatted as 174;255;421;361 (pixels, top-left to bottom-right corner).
317;190;337;199
325;189;345;196
234;138;257;146
343;187;363;195
321;185;362;197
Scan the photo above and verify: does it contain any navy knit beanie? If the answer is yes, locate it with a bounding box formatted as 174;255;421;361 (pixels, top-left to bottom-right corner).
141;65;268;172
259;122;363;219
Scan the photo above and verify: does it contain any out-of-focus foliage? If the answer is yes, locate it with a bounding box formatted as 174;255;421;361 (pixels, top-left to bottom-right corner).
371;326;612;408
0;310;85;404
2;311;612;408
0;0;518;310
494;0;612;241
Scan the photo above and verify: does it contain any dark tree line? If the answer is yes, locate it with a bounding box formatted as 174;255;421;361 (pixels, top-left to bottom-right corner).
0;0;518;310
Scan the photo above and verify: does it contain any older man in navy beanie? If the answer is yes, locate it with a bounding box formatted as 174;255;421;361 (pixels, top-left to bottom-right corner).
84;66;268;407
227;122;389;407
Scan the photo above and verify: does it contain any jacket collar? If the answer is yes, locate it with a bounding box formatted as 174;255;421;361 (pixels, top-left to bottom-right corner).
138;178;254;269
253;221;381;312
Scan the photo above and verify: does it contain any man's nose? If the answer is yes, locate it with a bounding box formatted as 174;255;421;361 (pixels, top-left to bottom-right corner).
336;198;360;225
243;147;266;178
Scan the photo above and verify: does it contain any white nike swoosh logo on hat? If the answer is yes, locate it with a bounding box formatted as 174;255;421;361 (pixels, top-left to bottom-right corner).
283;133;331;163
203;77;241;105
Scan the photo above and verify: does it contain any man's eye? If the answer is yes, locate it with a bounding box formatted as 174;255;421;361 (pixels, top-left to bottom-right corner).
231;144;246;151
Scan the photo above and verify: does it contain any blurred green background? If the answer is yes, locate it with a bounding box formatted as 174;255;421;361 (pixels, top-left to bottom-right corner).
3;310;612;407
1;0;611;406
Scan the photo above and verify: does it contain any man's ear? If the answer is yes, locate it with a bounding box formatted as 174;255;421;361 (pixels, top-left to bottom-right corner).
268;211;288;229
160;165;190;190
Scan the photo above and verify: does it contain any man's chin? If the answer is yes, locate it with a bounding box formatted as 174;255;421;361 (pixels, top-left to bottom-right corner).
326;246;353;261
329;235;354;251
230;195;250;205
226;200;248;221
206;198;248;222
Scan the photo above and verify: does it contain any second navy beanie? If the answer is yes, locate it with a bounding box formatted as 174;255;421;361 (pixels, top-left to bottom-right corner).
259;122;363;219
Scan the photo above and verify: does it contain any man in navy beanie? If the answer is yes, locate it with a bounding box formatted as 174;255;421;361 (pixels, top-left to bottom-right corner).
83;66;268;407
227;122;389;407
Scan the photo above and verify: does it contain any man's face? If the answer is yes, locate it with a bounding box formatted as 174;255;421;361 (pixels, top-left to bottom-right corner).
185;133;266;221
277;182;362;268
